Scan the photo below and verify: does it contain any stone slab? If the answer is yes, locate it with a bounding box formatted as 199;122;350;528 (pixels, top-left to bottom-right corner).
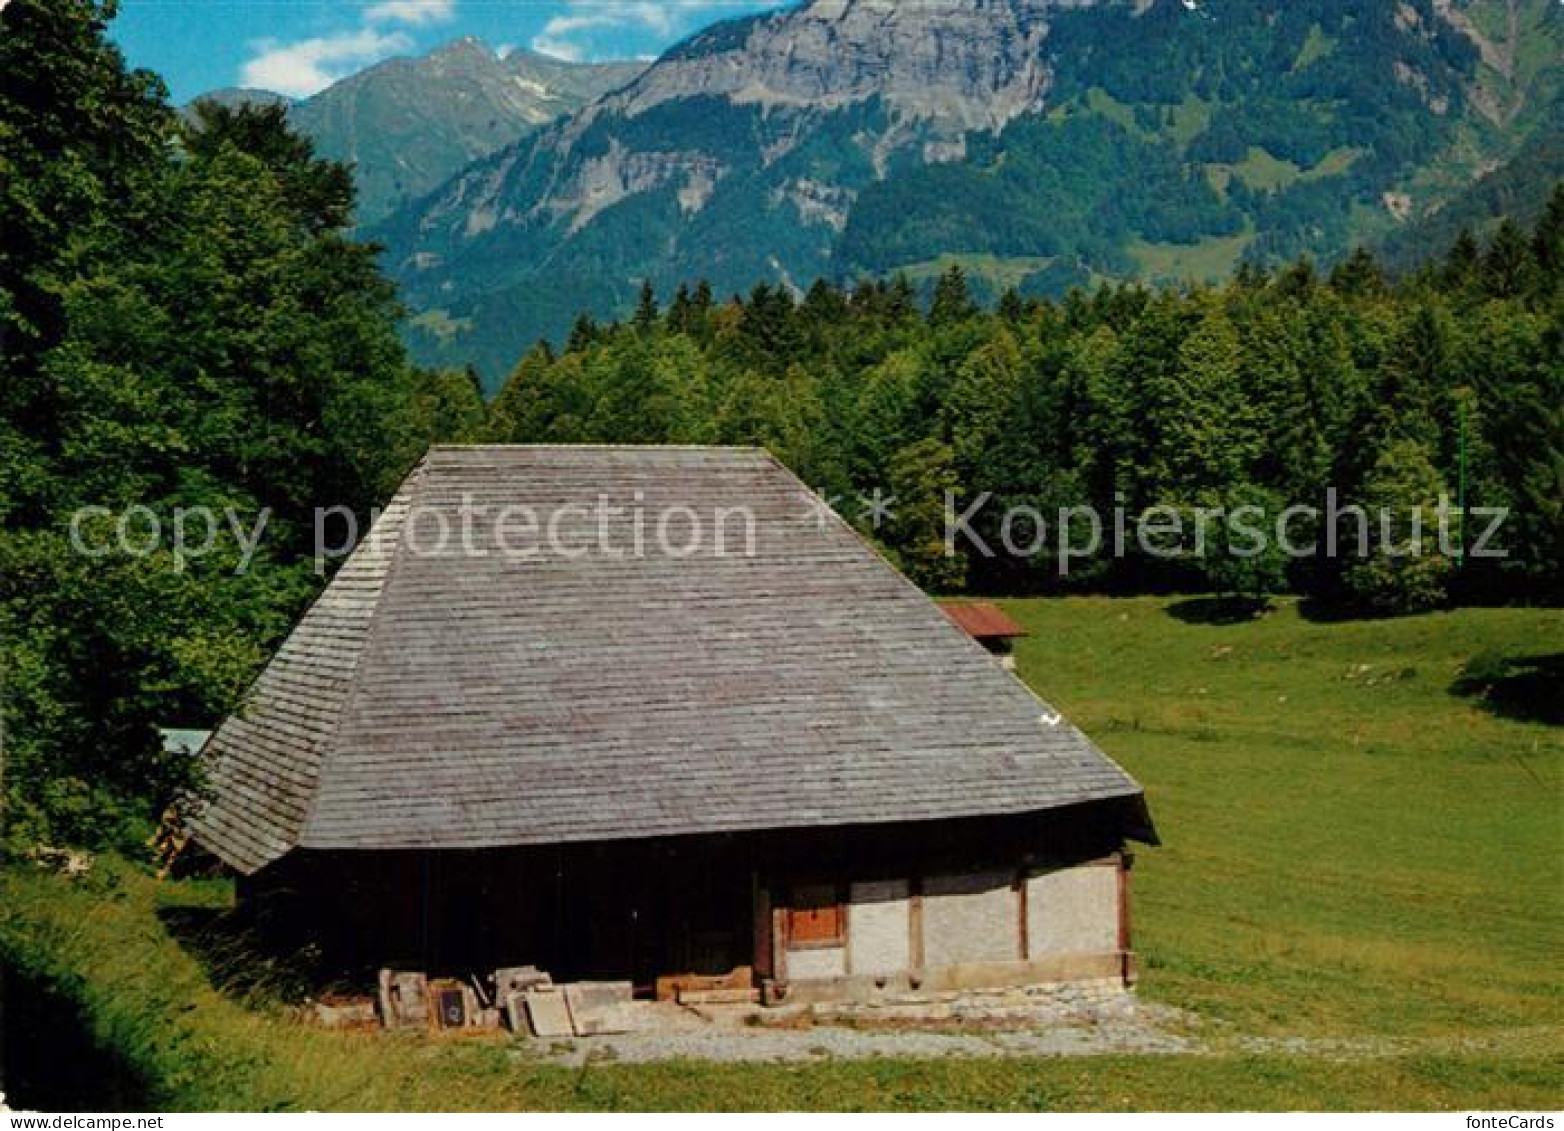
565;981;636;1036
314;998;377;1029
524;988;574;1038
377;969;430;1030
494;965;553;999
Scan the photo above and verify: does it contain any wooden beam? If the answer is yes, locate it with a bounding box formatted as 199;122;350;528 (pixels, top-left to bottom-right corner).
1117;850;1133;955
771;901;789;984
753;876;773;980
1016;868;1029;962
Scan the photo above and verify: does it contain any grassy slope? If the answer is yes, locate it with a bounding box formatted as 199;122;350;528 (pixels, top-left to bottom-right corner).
1128;230;1256;286
3;597;1561;1110
1005;599;1562;1041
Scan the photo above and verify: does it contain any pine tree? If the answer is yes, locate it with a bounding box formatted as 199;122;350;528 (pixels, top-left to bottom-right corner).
736;283;803;372
1273;257;1317;299
1377;304;1448;450
667;283;694;333
886;274;918;324
1241;302;1326;502
802;279;847;325
1442;229;1481;291
692;279;714;317
567;312;599;353
1482;219;1537;299
1143;298;1258;503
1531;183;1564;289
930;265;975;325
1329;247;1386;297
1233;259;1270;291
633;279;659;332
407;366;486;445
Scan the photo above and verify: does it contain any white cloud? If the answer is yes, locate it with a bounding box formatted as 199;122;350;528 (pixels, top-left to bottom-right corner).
242;27;412;98
530;1;722;62
239;0;457;99
364;0;457;26
531;36;584;63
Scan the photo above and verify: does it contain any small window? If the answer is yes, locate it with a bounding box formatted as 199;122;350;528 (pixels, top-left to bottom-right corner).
788;884;844;946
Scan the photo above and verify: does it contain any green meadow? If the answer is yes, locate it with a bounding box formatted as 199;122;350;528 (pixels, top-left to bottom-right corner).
2;597;1560;1110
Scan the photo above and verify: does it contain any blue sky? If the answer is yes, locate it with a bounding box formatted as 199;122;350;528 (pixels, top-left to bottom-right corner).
110;1;789;103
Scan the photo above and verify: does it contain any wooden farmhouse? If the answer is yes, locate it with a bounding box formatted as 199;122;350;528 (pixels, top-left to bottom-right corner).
188;446;1156;1004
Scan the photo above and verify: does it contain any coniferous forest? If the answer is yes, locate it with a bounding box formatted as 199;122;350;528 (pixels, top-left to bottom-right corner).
2;0;1561;855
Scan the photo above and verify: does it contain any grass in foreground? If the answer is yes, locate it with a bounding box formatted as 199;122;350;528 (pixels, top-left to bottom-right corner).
2;596;1560;1110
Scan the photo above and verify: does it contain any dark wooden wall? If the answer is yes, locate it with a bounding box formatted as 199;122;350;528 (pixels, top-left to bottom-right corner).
240;797;1144;991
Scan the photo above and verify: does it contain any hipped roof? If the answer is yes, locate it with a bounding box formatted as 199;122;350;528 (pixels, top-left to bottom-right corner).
189;447;1147;875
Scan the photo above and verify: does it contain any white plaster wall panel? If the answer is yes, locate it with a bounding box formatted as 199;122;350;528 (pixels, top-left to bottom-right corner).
786;945;847;980
922;870;1019;968
847;880;911;976
1026;863;1119;958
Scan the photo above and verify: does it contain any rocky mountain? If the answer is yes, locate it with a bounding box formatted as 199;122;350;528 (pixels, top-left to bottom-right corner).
373;0;1564;384
192;39;645;224
1377;101;1564;272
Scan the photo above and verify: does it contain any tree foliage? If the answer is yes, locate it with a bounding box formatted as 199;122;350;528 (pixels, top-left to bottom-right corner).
0;0;469;854
488;194;1564;606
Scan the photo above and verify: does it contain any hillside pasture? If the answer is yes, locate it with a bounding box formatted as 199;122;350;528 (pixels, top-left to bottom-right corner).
2;598;1559;1110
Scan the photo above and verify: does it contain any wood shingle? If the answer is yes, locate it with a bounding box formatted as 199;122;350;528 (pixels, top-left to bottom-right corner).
188;446;1146;874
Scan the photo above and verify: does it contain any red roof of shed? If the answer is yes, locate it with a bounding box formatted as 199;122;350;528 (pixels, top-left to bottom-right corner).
939;602;1027;640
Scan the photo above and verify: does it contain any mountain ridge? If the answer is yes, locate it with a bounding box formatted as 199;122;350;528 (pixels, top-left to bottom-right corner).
190;38;646;225
367;0;1563;384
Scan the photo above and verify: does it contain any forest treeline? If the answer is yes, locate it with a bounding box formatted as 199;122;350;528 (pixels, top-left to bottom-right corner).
1;0;1560;856
479;207;1564;609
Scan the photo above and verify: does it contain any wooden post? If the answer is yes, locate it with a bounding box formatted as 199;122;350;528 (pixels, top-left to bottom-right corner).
908;875;924;972
1016;868;1029;961
1116;851;1132;953
771;900;789;984
753;875;773;980
1116;851;1134;985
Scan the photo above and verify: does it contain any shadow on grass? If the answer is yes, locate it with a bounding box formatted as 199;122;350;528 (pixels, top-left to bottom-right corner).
1450;651;1564;725
1295;597;1376;623
1;961;153;1111
1164;596;1272;625
157;902;322;1005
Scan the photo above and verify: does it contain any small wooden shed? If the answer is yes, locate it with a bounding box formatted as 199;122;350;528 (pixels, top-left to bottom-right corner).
940;602;1028;669
188;446;1155;1000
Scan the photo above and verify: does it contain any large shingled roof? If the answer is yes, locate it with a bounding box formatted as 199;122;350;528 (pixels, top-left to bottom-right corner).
188;446;1147;874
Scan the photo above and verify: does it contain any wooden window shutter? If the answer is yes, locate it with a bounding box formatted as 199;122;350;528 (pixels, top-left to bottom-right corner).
788;884;844;945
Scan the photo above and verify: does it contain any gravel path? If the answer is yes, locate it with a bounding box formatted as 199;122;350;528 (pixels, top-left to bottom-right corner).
516;983;1205;1065
511;984;1564;1067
